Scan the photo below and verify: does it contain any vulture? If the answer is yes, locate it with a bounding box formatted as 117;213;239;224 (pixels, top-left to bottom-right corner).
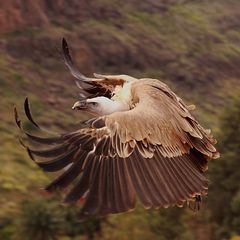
14;38;219;219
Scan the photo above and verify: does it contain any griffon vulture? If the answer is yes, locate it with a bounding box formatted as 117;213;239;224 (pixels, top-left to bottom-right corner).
14;38;219;219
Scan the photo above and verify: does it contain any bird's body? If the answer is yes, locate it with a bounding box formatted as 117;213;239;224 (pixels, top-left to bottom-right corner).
14;39;219;219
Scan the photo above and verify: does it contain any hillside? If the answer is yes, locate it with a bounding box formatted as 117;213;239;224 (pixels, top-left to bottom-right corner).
0;0;240;239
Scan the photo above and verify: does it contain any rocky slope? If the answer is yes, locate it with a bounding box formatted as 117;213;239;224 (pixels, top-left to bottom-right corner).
0;0;239;239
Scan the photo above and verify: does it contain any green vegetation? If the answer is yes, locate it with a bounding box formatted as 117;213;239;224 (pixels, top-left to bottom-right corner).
0;0;239;239
0;197;102;240
209;98;240;239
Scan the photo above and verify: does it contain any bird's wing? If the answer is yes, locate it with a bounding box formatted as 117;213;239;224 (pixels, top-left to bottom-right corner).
105;79;219;161
15;78;219;218
61;38;137;99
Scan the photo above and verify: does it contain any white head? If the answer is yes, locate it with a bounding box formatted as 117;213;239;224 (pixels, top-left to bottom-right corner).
72;96;130;116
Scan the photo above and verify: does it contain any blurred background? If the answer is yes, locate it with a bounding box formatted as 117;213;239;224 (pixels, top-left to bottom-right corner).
0;0;240;239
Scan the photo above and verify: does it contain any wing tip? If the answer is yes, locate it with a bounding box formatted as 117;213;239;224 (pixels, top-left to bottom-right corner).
13;105;22;129
62;38;67;49
24;97;40;129
62;37;70;58
26;147;35;161
18;137;36;161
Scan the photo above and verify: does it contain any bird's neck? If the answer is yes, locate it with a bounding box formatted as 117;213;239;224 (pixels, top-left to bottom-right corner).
112;82;133;106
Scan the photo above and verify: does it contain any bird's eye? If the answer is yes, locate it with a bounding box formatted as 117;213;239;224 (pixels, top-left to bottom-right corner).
90;102;98;106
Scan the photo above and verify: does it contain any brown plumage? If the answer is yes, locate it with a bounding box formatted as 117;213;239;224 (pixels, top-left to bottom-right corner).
14;39;219;219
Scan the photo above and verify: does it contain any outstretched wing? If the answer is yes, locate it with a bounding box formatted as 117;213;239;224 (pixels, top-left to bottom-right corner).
15;78;218;219
15;99;136;218
61;38;137;100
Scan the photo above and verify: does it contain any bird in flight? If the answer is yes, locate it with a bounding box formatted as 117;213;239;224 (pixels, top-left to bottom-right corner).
15;38;219;219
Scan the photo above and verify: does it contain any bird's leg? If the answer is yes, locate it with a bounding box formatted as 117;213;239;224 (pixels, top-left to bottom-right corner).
187;195;202;211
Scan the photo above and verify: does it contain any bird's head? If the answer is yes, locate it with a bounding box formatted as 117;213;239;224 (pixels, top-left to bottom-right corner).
72;96;130;116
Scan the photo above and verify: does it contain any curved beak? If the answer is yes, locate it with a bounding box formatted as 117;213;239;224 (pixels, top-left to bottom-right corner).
72;100;87;110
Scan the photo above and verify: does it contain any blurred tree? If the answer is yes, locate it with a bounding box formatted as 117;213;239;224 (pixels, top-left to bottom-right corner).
0;215;15;240
100;205;195;240
16;198;63;240
208;97;240;239
147;208;186;240
15;197;103;240
63;205;102;240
